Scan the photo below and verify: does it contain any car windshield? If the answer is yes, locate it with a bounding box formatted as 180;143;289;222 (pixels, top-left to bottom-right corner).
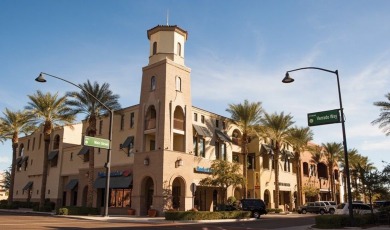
337;203;345;209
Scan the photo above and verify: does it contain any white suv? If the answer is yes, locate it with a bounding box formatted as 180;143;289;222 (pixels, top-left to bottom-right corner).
321;201;337;214
335;203;372;215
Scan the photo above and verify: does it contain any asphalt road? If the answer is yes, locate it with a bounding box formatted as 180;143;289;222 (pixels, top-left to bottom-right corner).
0;211;316;230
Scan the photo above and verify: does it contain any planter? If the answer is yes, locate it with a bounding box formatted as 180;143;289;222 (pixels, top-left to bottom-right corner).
148;209;157;217
127;209;135;215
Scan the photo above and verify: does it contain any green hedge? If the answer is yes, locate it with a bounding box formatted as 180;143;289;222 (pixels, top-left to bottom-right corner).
56;206;100;216
165;210;251;220
315;214;377;228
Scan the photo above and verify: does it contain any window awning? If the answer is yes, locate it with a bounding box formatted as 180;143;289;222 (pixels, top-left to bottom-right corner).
65;179;78;190
48;150;59;161
23;181;33;190
193;124;212;137
261;144;274;155
121;136;134;149
93;176;133;189
15;157;23;165
78;146;90;155
282;149;294;158
215;129;232;142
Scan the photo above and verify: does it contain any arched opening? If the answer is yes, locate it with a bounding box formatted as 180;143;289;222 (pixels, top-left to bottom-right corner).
153;42;157;55
212;190;218;211
317;163;328;179
141;177;154;215
145;105;156;130
53;135;60;149
19;144;24;157
82;186;88;207
231;129;241;146
175;76;181;91
177;42;181;56
151;76;156;91
303;162;309;176
264;189;271;208
172;177;185;211
173;106;185;152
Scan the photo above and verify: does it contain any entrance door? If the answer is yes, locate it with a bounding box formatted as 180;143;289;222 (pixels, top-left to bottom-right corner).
145;177;154;211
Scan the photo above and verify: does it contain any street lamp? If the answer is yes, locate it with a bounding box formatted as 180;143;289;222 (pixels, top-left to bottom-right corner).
282;67;354;220
36;72;113;217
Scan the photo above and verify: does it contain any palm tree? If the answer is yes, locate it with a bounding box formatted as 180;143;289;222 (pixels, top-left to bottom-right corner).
65;80;120;207
321;142;343;201
372;93;390;136
257;112;294;209
226;100;263;199
25;90;75;209
286;126;313;207
309;145;323;198
0;109;34;204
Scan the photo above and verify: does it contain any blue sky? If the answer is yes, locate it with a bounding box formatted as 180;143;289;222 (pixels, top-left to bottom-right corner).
1;0;390;173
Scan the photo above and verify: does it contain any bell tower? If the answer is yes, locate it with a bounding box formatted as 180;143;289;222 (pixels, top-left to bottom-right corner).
133;25;194;214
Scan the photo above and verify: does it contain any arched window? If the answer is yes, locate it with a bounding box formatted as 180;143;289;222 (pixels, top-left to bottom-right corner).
303;162;309;176
145;105;157;130
177;42;181;56
232;129;241;145
153;42;157;55
151;76;156;91
173;106;184;130
175;76;181;91
53;135;60;149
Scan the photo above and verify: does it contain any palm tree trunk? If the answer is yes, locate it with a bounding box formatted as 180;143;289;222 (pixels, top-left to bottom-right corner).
86;116;97;207
8;141;17;205
39;135;50;209
274;148;280;209
296;158;302;207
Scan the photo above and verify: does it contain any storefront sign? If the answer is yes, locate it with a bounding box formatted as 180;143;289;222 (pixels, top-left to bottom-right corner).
194;166;212;174
98;170;131;178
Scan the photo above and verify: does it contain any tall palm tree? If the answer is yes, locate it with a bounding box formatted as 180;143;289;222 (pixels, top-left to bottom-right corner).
354;160;375;203
338;148;359;202
65;80;120;207
372;93;390;136
25;90;75;209
309;146;323;193
286;126;313;207
0;109;34;204
226;100;263;199
321;142;343;201
257;112;294;209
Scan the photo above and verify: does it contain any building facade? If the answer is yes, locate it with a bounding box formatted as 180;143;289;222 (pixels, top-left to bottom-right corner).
12;24;339;215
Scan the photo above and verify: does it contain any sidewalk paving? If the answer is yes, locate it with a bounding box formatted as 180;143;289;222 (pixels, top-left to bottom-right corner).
0;208;389;229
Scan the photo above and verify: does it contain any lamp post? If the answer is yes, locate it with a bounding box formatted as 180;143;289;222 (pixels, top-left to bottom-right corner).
282;67;353;220
36;72;113;217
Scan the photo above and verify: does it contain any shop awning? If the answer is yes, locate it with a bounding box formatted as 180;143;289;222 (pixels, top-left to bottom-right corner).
15;157;23;165
93;176;133;189
121;136;134;149
215;129;232;142
193;125;212;137
78;146;90;155
23;181;33;190
20;156;29;164
48;150;59;160
282;149;294;158
65;179;78;190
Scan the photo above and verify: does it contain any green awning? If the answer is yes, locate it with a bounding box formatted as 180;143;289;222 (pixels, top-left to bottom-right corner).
261;144;274;155
78;146;90;155
215;129;232;142
121;136;134;149
193;125;212;137
93;176;132;189
48;150;59;160
23;181;33;190
65;179;78;190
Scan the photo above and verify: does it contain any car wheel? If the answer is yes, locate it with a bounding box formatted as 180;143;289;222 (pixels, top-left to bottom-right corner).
253;211;260;219
320;209;325;215
329;209;335;214
302;209;307;214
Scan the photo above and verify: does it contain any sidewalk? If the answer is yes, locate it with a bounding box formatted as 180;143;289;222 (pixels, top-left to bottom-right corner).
0;208;389;229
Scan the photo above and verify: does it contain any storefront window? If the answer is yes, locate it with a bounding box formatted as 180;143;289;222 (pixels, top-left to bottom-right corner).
109;189;131;207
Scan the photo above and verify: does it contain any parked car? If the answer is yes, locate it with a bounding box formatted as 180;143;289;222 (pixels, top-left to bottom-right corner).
334;203;372;215
373;200;390;209
238;199;267;219
297;202;314;214
320;201;337;214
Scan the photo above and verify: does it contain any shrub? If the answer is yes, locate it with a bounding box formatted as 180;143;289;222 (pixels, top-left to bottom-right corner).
164;210;251;220
55;206;100;215
315;214;377;228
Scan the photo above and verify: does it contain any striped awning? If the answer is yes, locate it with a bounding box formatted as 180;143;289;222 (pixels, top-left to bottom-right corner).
65;179;78;190
23;181;33;190
93;176;133;189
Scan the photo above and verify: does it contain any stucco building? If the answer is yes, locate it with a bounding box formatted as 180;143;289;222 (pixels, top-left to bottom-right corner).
12;24;338;215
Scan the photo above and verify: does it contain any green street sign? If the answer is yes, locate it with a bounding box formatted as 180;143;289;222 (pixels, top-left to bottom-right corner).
308;109;341;126
84;136;110;149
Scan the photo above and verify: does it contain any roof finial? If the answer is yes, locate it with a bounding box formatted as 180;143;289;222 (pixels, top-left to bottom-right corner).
166;9;169;25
